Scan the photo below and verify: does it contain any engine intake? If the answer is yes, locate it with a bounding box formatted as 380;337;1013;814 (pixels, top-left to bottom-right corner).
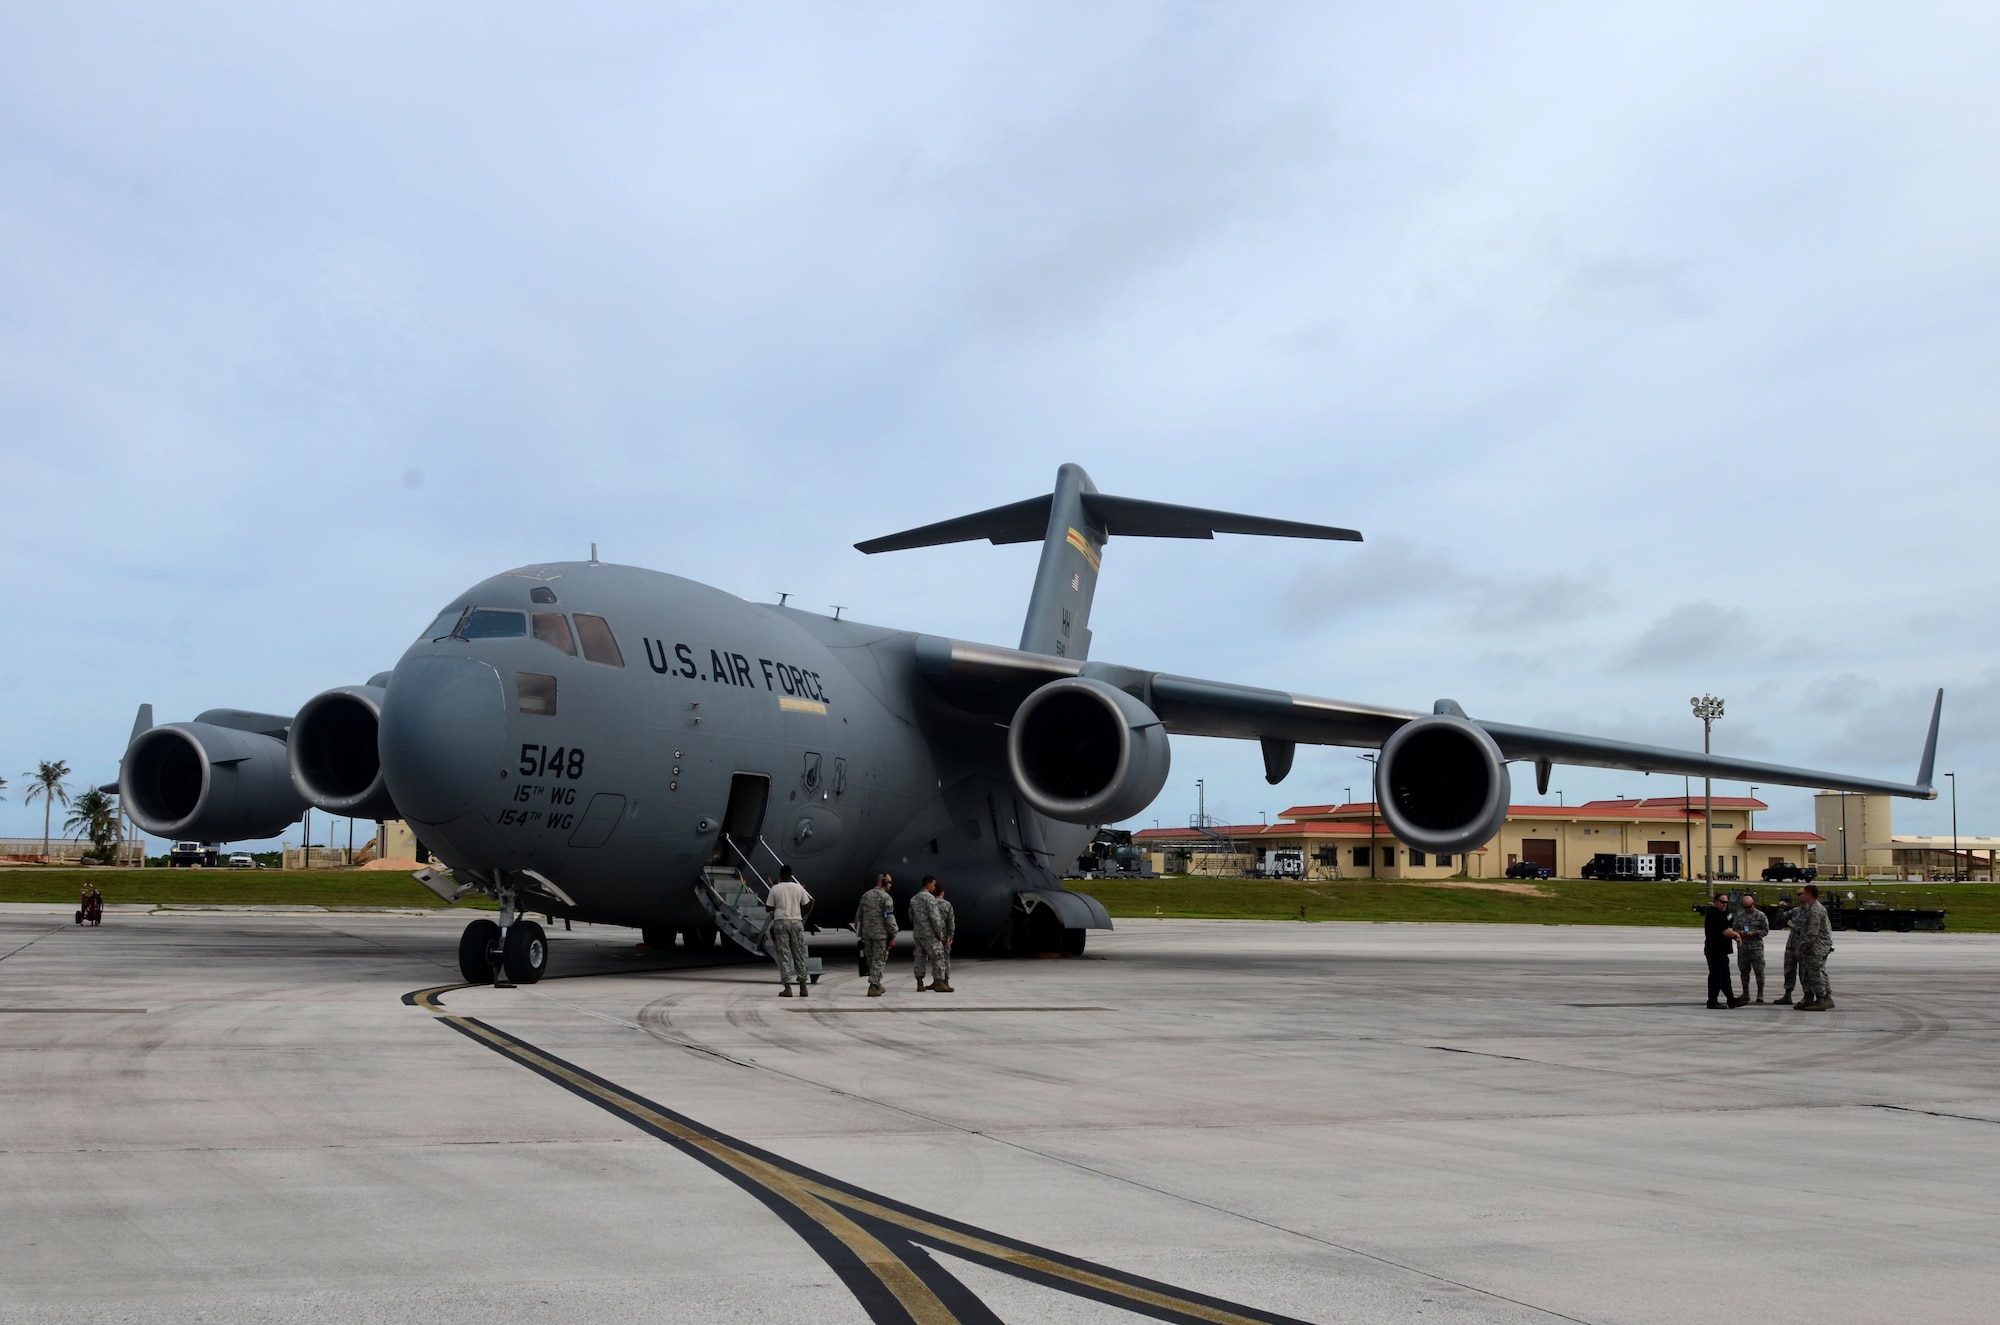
121;722;306;842
1375;713;1512;855
290;685;399;821
1007;677;1171;825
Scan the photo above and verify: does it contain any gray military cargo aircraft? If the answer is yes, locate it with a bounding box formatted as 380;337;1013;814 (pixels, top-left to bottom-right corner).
114;464;1941;985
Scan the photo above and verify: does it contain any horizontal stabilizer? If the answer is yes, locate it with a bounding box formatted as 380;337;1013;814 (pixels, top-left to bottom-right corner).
1081;493;1360;543
855;496;1052;553
856;491;1360;554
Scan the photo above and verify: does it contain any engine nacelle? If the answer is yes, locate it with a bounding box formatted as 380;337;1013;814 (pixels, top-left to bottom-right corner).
290;685;399;821
121;722;307;841
1007;677;1171;825
1375;713;1512;855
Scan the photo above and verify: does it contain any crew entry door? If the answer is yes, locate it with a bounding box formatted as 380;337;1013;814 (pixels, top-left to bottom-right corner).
712;773;771;865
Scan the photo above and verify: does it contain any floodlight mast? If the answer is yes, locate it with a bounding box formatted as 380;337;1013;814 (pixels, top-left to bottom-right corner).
1691;695;1725;883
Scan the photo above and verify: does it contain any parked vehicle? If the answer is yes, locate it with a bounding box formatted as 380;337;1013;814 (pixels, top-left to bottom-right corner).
1255;848;1305;879
1506;860;1554;879
1824;891;1947;933
1581;852;1681;881
1760;861;1816;883
228;853;256;869
1072;829;1155;879
169;842;220;868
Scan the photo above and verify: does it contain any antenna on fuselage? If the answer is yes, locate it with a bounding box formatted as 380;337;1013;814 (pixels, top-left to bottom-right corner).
589;543;599;565
778;592;790;606
831;605;845;620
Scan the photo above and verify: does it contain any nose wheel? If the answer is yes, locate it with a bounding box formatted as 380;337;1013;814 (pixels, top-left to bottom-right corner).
503;920;548;983
458;919;501;983
456;917;549;985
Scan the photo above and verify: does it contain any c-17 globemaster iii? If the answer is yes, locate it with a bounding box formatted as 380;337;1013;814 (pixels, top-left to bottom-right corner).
114;464;1942;984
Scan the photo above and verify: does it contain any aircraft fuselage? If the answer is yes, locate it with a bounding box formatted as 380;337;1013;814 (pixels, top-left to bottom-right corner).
379;562;1090;943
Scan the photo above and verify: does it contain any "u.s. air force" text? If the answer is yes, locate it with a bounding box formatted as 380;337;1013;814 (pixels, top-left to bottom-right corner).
640;639;830;704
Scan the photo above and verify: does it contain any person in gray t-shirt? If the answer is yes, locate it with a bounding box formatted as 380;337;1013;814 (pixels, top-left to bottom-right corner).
764;866;813;996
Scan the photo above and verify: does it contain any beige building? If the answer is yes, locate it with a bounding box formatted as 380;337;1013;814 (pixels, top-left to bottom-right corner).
1814;793;1894;875
1135;796;1821;881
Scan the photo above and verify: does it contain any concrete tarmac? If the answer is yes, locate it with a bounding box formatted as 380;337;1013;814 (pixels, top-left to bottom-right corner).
2;907;1996;1324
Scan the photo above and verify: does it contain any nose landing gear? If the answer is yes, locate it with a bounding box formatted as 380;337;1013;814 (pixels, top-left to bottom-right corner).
454;881;549;985
458;918;501;983
502;919;548;983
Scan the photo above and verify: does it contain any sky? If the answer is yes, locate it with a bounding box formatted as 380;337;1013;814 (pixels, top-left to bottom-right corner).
2;2;1997;853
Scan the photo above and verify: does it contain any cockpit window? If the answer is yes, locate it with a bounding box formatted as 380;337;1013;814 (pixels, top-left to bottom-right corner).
573;614;624;667
458;609;527;639
529;586;558;604
532;612;576;656
421;608;466;641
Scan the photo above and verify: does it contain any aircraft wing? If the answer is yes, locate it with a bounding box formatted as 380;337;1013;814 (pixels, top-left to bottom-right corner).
912;635;1941;800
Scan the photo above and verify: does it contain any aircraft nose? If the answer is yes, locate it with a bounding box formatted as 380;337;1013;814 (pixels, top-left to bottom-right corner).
379;655;506;825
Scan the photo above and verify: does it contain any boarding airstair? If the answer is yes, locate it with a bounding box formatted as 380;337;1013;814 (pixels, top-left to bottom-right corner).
692;834;822;984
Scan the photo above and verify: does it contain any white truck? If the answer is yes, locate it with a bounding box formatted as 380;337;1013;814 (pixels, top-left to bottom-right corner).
1256;848;1305;879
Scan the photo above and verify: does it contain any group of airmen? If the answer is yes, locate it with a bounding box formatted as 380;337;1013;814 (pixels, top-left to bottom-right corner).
762;868;956;998
1703;882;1836;1011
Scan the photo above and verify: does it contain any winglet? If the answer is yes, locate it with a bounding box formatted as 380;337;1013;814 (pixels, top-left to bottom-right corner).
130;703;153;745
1914;688;1942;798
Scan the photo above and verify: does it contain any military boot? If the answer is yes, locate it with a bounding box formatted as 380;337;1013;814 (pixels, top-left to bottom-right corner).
1775;994;1795;1005
780;986;794;998
799;982;809;999
932;981;954;993
1795;998;1826;1011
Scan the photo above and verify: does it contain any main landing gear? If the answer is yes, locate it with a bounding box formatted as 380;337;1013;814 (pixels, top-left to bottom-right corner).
456;885;548;985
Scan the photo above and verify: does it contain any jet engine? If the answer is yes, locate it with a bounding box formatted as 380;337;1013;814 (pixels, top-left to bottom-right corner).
121;716;306;842
1006;677;1171;824
289;684;399;821
1374;712;1512;855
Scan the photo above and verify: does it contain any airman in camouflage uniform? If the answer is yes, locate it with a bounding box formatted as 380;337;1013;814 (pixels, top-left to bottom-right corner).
1791;884;1835;1011
932;883;956;993
1736;892;1770;1002
855;874;897;997
1777;895;1804;1004
910;877;941;991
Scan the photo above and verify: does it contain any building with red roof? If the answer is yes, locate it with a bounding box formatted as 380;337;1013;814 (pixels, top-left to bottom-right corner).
1131;796;1823;881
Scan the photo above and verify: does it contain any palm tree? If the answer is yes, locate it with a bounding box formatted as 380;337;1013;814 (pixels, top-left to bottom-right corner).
64;788;123;864
23;761;71;863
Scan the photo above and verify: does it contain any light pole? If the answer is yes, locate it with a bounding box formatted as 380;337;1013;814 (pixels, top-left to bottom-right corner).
1691;695;1724;883
1947;771;1958;880
1359;753;1379;878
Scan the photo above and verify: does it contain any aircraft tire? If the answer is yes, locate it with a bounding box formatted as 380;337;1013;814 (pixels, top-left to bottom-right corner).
458;919;501;984
503;920;549;984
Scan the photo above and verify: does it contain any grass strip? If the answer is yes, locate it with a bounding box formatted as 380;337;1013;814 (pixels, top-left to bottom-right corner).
1076;876;2000;932
0;868;471;909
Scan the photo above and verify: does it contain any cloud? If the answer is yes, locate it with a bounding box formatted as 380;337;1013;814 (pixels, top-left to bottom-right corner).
1808;672;2000;769
1614;600;1756;671
1282;536;1610;630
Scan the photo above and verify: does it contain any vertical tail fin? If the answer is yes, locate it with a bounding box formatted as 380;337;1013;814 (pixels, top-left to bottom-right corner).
854;464;1361;662
1019;463;1102;659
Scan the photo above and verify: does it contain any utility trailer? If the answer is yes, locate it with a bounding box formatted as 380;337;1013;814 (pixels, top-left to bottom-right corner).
1582;852;1681;881
1711;891;1948;934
